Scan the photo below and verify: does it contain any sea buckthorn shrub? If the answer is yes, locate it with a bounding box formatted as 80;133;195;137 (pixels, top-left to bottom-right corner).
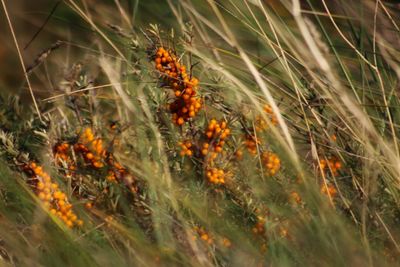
238;133;281;177
319;157;342;176
54;142;76;176
200;119;232;185
53;127;137;192
289;191;302;205
206;167;226;184
153;47;202;125
202;119;230;161
192;225;232;251
178;141;193;157
236;104;282;177
2;5;399;265
244;134;260;155
74;128;106;169
252;214;267;235
262;151;281;176
23;162;83;228
0;40;325;267
255;104;277;132
193;225;214;245
317;156;342;200
321;183;337;198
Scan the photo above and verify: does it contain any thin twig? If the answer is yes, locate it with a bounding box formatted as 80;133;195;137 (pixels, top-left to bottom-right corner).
24;0;62;50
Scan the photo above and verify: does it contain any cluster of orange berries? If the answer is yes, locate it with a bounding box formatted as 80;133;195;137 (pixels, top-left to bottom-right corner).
79;128;137;191
252;214;266;235
321;184;337;198
235;149;243;160
206;168;226;184
201;119;230;160
290;191;302;204
74;128;106;169
255;104;277;132
319;157;342;175
221;237;232;248
192;226;232;248
193;226;213;245
85;201;94;210
252;211;288;240
244;135;260;155
53;128;137;193
105;154;125;181
23;162;83;228
201;120;231;184
154;47;202;125
261;151;281;176
237;105;281;176
54;142;76;175
178;141;193;157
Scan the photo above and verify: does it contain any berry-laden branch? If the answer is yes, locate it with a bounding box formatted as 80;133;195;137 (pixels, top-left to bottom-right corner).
154;47;202;125
22;162;83;228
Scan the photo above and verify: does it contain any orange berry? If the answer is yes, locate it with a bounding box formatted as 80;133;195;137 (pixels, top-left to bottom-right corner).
38;192;46;200
177;117;184;125
29;162;37;169
66;220;73;228
185;88;193;95
85;202;93;209
43;175;51;183
93;161;104;168
190;78;199;86
45;193;52;201
70;215;77;222
222;238;231;247
37;182;45;190
335;162;341;169
33;166;43;175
